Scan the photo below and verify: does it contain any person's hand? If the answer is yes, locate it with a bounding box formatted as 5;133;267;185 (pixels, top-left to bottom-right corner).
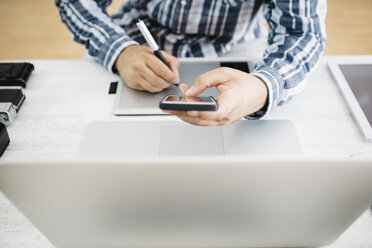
165;67;268;126
115;45;180;93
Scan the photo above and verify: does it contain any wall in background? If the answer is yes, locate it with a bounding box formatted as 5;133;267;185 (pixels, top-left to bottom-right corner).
0;0;371;60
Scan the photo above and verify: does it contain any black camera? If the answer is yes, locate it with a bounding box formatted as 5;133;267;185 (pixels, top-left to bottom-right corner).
0;62;34;88
0;86;26;125
0;62;33;157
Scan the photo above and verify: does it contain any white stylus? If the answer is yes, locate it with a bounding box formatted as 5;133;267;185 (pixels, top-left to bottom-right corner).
136;19;171;69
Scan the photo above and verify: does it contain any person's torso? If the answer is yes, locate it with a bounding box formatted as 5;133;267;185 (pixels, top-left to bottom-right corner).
113;0;266;57
145;0;263;35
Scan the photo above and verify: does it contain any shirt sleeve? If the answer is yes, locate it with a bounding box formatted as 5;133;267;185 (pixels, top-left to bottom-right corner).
248;0;327;119
55;0;138;72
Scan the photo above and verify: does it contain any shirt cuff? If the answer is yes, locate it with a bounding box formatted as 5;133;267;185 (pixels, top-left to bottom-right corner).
97;33;139;73
247;66;284;120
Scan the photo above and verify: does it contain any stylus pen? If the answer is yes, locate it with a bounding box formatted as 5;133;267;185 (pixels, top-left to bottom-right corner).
137;19;181;90
136;19;171;69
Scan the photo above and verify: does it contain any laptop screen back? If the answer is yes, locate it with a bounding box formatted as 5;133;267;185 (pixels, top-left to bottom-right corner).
0;159;372;247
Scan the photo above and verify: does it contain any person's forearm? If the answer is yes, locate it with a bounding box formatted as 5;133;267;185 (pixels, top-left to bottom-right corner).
250;0;326;119
55;0;138;71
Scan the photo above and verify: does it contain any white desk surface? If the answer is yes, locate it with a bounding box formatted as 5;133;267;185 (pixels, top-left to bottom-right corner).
0;58;372;247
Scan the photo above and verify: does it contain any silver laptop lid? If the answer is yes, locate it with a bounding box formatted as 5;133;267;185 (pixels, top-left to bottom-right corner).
0;158;371;248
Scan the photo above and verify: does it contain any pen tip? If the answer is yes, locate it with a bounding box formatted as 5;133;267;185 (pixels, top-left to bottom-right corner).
137;19;142;23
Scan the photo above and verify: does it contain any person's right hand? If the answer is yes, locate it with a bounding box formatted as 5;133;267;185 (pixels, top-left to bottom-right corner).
114;45;180;93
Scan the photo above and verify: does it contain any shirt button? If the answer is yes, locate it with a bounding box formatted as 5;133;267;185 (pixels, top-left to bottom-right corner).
181;0;187;6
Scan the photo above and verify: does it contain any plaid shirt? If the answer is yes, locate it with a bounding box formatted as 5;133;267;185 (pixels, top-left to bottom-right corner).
56;0;326;117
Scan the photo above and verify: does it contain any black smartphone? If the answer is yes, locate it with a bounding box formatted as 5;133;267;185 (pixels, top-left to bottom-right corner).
159;95;218;111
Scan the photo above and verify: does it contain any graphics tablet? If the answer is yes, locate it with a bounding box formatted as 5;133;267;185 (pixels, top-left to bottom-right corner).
113;58;252;115
328;56;372;141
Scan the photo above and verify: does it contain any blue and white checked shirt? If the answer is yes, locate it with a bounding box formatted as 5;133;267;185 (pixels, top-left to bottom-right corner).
56;0;326;117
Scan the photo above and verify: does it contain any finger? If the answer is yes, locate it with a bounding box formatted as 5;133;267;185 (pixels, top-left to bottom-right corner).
140;65;172;89
125;81;145;91
170;63;180;84
195;90;235;121
121;72;146;91
162;50;180;69
185;67;232;96
179;83;190;94
138;74;164;93
161;110;172;114
164;83;235;123
174;90;234;125
146;53;179;83
171;111;220;126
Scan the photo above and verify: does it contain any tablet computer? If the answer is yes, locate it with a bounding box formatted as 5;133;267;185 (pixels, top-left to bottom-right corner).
113;58;253;115
328;56;372;141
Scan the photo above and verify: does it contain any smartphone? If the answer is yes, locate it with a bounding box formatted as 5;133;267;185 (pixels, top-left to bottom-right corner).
159;95;218;111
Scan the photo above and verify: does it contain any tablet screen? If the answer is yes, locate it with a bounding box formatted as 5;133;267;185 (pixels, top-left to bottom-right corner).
339;64;372;125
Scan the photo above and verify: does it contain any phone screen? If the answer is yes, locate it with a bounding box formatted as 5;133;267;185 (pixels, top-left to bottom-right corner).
163;96;215;103
160;95;218;111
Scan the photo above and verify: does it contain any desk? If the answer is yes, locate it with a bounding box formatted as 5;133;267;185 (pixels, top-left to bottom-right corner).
0;58;371;247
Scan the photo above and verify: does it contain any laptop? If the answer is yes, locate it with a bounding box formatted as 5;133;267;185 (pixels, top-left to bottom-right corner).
77;120;303;157
113;58;253;115
0;158;372;247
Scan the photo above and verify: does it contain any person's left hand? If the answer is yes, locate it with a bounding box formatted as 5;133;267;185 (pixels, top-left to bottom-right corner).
164;67;268;126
